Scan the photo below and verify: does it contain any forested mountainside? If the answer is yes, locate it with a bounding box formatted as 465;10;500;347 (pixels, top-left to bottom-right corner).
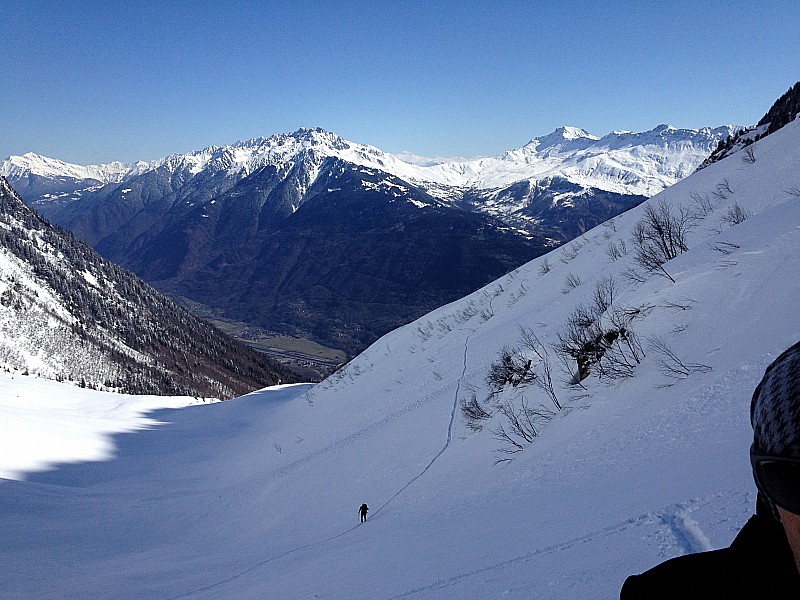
0;177;299;396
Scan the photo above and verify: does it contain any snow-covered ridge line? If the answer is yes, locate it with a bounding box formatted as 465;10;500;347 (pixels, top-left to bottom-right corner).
2;123;737;198
0;152;134;183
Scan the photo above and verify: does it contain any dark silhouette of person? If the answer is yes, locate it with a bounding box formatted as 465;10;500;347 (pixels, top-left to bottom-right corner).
359;503;369;523
621;340;800;598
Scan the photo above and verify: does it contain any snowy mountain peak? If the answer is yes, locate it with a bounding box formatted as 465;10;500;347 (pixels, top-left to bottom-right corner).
0;152;131;183
529;126;600;149
2;123;737;209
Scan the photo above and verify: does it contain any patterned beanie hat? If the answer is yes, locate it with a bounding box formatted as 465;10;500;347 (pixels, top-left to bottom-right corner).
751;340;800;456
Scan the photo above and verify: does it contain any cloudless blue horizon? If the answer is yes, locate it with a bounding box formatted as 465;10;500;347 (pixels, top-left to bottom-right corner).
3;0;799;165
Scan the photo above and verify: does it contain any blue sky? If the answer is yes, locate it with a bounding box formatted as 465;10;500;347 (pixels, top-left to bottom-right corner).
3;0;799;164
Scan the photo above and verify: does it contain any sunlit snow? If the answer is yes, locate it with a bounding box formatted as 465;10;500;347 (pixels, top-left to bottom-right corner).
1;119;798;599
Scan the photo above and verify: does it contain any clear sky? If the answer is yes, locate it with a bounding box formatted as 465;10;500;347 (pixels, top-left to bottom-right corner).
3;0;799;165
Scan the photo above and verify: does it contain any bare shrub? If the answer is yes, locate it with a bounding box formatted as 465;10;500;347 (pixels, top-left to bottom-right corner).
661;295;697;312
560;242;582;263
647;335;712;385
711;179;733;201
554;278;645;383
561;272;582;294
689;191;715;219
538;257;553;276
592;276;617;315
710;241;740;255
461;393;492;431
454;301;478;324
631;200;694;283
486;346;536;390
517;326;562;410
605;240;628;261
622;267;649;285
492;397;555;462
742;145;756;164
721;201;750;226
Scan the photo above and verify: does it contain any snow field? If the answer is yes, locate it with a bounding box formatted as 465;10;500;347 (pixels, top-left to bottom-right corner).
1;118;799;598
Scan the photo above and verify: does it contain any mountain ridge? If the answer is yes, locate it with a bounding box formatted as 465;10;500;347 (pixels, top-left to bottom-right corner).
3;123;736;200
0;123;735;360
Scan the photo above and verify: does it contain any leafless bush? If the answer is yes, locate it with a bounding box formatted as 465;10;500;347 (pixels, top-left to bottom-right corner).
461;393;492;430
605;239;628;261
786;187;800;197
554;278;645;382
416;321;434;340
486;346;536;390
560;242;583;263
517;326;562;410
592;276;618;315
721;201;750;226
538;257;552;276
742;145;756;164
689;191;715;219
493;397;555;462
711;179;733;201
631;200;694;283
661;295;697;312
454;301;478;323
561;272;582;294
622;267;649;285
647;335;712;384
710;241;740;255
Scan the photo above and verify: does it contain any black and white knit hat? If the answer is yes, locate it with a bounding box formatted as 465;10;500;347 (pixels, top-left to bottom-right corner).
751;340;800;457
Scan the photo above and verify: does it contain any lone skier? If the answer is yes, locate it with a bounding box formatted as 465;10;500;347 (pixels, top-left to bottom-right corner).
359;503;369;523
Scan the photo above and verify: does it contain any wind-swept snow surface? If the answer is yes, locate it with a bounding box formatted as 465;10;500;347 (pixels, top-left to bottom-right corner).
1;119;799;598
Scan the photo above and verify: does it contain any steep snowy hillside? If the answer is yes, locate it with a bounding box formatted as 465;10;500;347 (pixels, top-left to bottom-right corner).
1;112;798;600
0;177;298;396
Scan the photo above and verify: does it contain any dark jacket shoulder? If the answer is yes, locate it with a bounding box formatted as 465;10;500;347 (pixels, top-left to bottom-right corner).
621;512;800;599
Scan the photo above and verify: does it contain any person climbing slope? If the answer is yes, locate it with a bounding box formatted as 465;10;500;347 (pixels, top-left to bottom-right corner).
359;503;369;523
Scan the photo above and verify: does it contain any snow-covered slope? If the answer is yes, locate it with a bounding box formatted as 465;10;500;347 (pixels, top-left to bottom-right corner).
1;117;798;599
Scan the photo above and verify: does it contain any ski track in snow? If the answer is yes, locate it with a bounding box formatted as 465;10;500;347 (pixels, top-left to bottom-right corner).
659;504;715;555
167;296;494;599
384;496;720;599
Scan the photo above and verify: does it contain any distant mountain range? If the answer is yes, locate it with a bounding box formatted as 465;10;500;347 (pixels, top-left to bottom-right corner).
0;176;298;396
1;124;735;358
